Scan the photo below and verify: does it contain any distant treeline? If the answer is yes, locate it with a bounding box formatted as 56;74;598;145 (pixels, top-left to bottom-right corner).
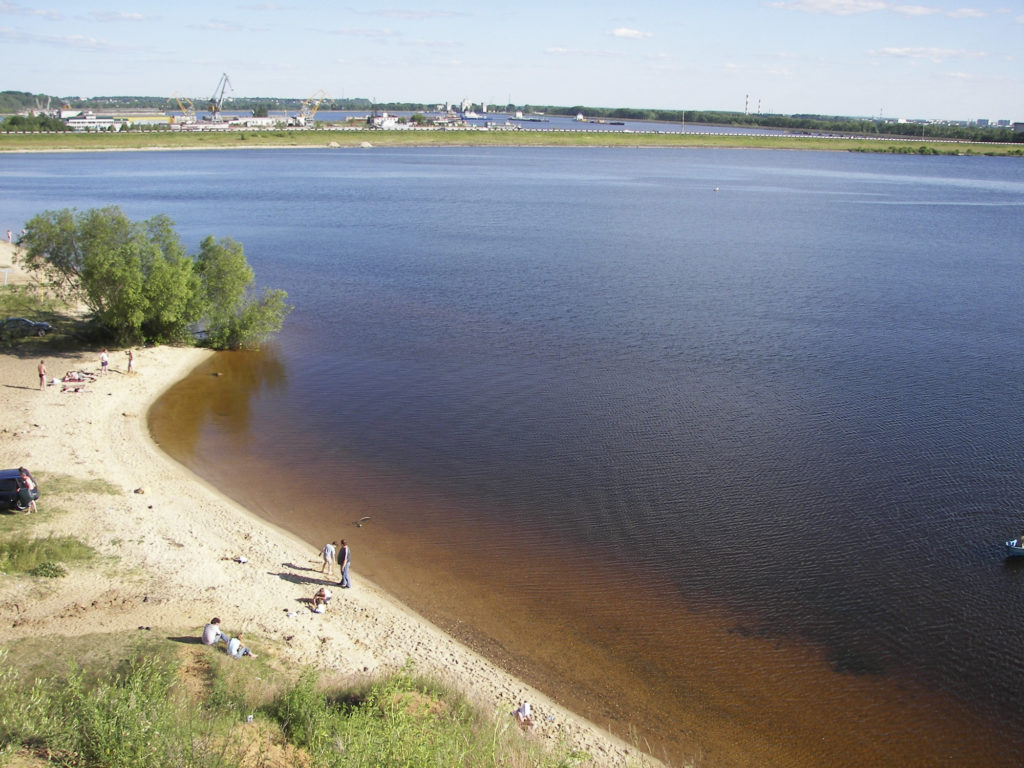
545;105;1022;143
1;113;68;132
1;90;1019;143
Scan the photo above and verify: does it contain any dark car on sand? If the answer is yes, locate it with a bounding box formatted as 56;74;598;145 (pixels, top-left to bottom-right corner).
1;317;52;340
0;468;39;511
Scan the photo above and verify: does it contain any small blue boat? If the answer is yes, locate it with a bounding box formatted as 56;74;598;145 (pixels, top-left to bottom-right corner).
1005;539;1024;557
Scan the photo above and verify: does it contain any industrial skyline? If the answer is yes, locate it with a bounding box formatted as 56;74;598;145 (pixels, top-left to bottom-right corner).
0;0;1020;122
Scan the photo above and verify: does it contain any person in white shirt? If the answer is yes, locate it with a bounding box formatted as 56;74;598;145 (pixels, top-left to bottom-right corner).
320;541;337;575
201;617;228;646
227;633;256;658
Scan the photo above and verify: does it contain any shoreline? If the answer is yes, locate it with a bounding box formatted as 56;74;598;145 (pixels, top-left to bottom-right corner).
0;250;660;767
1;130;1020;156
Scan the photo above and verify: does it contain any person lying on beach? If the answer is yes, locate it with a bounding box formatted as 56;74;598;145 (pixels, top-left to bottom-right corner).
201;617;228;646
227;633;256;658
312;587;332;613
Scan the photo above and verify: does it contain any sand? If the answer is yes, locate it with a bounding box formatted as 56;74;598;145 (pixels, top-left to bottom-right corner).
0;241;660;767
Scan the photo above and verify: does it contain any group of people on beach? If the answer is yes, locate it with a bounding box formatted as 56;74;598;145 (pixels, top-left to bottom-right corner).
320;539;351;589
308;540;351;613
37;349;133;392
198;540;353;655
201;617;256;658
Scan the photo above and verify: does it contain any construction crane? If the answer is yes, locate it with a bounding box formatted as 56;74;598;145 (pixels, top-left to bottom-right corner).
290;90;328;127
167;91;196;124
207;73;232;120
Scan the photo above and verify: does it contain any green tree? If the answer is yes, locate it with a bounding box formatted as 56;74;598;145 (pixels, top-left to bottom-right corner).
194;235;252;330
195;235;292;349
140;216;204;343
18;207;290;349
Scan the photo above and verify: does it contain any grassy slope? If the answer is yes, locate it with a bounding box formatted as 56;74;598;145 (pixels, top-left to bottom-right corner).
1;128;1022;155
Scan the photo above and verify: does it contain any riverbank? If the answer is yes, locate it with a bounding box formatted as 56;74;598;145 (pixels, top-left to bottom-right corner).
1;127;1020;155
0;248;660;767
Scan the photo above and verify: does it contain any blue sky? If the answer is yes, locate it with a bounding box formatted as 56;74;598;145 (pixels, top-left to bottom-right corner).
1;1;1021;120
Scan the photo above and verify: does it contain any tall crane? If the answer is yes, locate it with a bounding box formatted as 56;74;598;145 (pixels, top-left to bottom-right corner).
167;92;196;124
207;73;232;120
290;89;328;126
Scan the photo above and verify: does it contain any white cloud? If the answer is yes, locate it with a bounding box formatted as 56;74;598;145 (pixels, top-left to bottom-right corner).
89;11;147;22
402;38;461;49
947;8;987;18
890;5;939;16
771;0;997;19
871;46;986;62
0;1;61;20
187;20;243;32
325;27;397;38
611;27;652;39
368;10;464;20
768;0;887;15
544;46;624;58
0;25;131;50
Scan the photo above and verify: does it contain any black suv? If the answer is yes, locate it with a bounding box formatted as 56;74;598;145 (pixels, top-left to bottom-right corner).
1;317;52;340
0;468;39;511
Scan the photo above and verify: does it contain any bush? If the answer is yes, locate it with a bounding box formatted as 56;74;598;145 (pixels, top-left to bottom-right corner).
0;644;591;768
0;535;94;575
28;561;66;578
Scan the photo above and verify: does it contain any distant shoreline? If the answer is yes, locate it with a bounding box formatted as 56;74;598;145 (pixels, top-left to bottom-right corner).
2;128;1021;156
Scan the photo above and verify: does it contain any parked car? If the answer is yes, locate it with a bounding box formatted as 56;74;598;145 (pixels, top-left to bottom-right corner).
0;468;39;511
1;317;52;340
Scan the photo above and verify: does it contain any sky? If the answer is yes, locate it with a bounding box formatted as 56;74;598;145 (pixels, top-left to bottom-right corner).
1;0;1021;121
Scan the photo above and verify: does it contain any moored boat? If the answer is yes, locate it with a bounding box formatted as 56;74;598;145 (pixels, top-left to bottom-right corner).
1005;539;1024;557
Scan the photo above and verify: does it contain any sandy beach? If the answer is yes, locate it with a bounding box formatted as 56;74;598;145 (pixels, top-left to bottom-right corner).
0;241;660;768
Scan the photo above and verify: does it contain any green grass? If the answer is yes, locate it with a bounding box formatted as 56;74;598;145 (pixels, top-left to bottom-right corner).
0;640;604;768
1;127;1022;156
0;534;95;575
0;284;88;353
41;472;120;497
0;471;113;576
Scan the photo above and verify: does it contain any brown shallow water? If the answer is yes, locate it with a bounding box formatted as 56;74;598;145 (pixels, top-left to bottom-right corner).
150;352;1017;767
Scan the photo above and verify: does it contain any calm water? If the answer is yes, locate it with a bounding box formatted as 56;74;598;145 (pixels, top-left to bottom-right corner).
3;148;1024;766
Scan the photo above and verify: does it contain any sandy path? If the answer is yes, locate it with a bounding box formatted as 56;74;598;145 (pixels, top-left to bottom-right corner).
0;243;660;768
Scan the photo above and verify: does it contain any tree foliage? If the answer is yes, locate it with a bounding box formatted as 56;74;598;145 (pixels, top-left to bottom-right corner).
1;113;68;132
18;207;291;349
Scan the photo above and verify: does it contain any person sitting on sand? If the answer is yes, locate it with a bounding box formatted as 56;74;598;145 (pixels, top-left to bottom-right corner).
312;587;332;613
202;617;228;646
514;701;534;729
227;632;256;658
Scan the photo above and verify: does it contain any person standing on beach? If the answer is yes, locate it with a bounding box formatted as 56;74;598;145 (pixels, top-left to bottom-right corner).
320;541;336;576
38;360;46;391
18;467;37;514
99;349;109;375
338;539;351;588
126;348;134;373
